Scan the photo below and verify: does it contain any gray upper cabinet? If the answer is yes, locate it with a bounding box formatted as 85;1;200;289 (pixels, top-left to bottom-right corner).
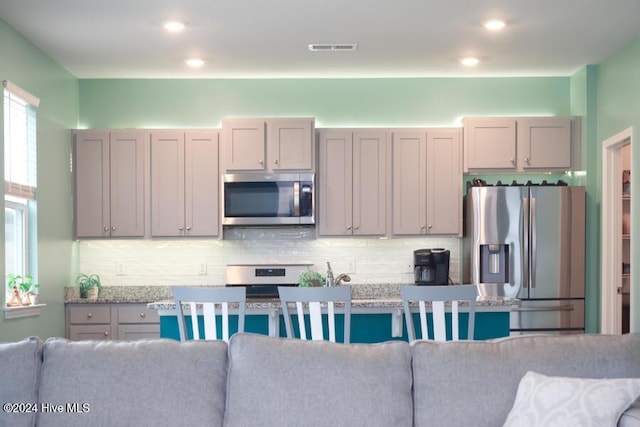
392;129;462;236
222;118;314;172
318;130;387;236
463;117;517;170
74;130;145;238
517;117;572;170
150;130;219;237
425;129;462;235
464;116;580;172
392;131;426;235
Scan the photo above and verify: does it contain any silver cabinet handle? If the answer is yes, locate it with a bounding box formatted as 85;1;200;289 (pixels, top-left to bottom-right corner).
428;224;432;229
87;313;92;318
273;159;279;164
111;225;116;231
510;158;515;165
186;226;191;231
524;157;530;164
140;313;146;318
103;226;109;232
104;331;109;336
258;159;264;165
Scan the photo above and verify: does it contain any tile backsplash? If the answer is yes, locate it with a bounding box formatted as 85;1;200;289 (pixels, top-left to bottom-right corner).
77;229;461;287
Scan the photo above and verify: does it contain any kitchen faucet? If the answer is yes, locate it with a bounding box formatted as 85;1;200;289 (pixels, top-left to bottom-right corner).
333;273;351;286
325;262;351;286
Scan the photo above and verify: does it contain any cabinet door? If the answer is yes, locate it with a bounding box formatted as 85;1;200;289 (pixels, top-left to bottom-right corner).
117;324;160;340
222;119;266;171
185;131;219;236
464;118;516;170
353;131;387;236
269;119;314;170
74;131;110;237
109;131;145;237
392;131;427;235
426;129;462;235
151;132;185;236
518;117;572;169
318;131;353;236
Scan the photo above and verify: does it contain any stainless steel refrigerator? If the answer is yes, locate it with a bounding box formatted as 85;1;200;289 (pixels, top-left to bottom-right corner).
463;183;586;334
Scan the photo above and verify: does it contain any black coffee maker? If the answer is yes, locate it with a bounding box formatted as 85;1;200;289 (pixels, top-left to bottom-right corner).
414;248;450;285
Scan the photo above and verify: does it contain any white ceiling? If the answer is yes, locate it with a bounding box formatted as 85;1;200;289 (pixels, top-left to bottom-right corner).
1;0;640;79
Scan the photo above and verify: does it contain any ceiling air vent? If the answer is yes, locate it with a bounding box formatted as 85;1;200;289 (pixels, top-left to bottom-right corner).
308;43;358;52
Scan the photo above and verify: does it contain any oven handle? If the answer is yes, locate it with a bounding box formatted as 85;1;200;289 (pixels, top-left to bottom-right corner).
293;181;300;217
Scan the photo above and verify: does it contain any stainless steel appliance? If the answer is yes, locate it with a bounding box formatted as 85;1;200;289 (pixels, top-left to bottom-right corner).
222;173;315;226
464;181;586;334
414;249;450;285
225;264;313;298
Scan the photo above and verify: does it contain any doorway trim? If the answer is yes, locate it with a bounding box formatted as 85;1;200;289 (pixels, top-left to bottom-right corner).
601;127;633;334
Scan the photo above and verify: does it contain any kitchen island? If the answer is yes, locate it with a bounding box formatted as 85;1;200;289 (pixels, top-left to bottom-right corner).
146;284;517;342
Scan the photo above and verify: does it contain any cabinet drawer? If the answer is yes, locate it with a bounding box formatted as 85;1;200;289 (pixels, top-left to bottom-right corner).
68;305;111;324
117;306;159;324
68;325;112;340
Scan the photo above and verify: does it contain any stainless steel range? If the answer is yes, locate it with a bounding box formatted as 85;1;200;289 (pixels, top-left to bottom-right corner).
225;264;313;298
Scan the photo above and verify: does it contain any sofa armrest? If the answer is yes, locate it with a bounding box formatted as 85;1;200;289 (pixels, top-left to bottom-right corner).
620;400;640;427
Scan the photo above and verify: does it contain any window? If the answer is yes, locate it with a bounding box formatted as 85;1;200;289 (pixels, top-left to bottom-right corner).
3;80;39;307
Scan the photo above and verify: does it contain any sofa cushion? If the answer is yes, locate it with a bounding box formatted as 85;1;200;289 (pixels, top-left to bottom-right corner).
503;371;640;427
411;334;640;427
0;336;41;427
224;333;413;427
38;338;228;427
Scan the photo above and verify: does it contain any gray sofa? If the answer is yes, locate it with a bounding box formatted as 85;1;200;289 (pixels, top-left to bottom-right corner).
2;333;640;427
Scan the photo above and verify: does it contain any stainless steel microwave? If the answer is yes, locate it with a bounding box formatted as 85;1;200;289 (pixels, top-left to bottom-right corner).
222;173;315;226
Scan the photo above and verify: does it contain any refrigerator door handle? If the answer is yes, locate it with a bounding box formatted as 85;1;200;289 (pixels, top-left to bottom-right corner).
522;196;529;291
530;196;537;289
511;304;574;312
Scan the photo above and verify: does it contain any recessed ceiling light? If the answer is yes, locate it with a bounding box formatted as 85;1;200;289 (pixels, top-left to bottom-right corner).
163;21;186;33
459;57;480;67
482;19;506;31
185;58;205;68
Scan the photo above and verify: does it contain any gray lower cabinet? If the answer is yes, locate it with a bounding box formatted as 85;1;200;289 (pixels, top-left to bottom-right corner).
66;304;159;341
115;305;160;340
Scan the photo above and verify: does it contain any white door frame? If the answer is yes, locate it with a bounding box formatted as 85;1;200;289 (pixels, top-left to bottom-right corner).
601;127;633;334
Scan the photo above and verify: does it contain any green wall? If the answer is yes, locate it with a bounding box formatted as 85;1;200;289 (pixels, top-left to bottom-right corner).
0;19;79;341
78;77;570;129
597;36;640;332
569;65;600;332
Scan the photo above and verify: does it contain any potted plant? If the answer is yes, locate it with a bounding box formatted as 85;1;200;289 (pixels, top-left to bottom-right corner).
75;273;102;301
6;274;38;306
29;283;41;305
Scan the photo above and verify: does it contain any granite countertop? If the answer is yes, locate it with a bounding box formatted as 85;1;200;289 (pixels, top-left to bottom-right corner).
64;286;175;304
65;284;519;309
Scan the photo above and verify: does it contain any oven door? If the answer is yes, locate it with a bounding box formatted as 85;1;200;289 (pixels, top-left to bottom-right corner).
222;173;314;225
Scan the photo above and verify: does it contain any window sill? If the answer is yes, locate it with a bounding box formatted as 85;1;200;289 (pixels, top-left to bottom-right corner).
3;303;46;319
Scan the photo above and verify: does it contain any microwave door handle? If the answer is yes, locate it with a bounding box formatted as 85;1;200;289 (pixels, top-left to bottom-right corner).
293;181;300;217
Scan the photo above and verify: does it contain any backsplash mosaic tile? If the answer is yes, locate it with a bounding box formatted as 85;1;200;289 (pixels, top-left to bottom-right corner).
77;234;461;287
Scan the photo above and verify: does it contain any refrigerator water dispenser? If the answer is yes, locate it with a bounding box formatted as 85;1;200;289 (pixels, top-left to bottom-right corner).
479;244;509;283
